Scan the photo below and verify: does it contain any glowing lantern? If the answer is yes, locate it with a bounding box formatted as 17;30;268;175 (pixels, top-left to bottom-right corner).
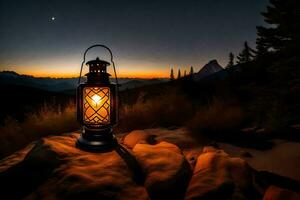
76;45;118;151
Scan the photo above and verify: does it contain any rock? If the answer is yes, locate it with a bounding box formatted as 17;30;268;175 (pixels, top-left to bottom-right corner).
124;128;199;150
0;133;149;200
123;128;202;171
147;128;199;150
263;185;300;200
255;171;300;197
240;150;253;158
123;130;157;148
0;143;35;172
256;128;266;134
202;145;221;153
1;128;300;200
0;132;192;200
133;141;192;200
183;148;202;169
207;141;220;149
241;126;258;133
185;146;261;200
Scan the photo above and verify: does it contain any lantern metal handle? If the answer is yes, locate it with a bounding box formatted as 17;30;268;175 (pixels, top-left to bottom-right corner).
78;44;119;88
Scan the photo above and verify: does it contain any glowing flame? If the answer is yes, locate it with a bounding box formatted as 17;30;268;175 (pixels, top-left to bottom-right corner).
92;94;101;105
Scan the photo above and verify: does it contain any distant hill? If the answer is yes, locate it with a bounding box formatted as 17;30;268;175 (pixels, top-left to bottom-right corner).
119;78;167;90
0;71;167;92
0;71;78;92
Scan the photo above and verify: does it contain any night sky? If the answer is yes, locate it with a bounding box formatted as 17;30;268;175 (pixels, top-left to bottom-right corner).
0;0;268;78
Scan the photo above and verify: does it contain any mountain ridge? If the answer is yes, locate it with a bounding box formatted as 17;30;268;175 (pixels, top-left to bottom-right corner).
0;71;167;92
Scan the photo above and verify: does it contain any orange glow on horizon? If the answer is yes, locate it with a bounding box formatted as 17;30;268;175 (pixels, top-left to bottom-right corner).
9;70;169;79
1;60;175;79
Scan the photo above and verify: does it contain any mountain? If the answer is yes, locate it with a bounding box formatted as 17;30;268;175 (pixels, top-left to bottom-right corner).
193;59;224;81
0;71;78;92
119;78;167;90
0;71;167;92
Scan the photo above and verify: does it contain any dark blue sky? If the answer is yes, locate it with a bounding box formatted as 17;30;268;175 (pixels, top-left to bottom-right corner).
0;0;268;77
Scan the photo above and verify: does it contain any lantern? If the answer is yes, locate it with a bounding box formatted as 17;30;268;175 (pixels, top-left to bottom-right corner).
76;45;118;151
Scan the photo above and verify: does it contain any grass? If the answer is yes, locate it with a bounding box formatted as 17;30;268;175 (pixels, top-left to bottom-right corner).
0;90;261;158
118;91;194;132
187;97;244;135
0;82;296;158
0;89;197;158
0;102;78;158
186;98;275;149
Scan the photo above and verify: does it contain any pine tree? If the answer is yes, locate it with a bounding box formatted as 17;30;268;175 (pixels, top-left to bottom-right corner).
237;41;255;64
170;68;174;80
255;37;269;58
226;52;235;68
177;69;181;79
256;0;300;54
184;70;187;77
189;66;194;75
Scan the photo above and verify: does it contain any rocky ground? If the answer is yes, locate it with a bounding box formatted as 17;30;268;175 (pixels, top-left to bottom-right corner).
0;128;299;200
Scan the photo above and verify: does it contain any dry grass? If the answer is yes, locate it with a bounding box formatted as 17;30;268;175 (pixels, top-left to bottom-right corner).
187;97;244;135
0;91;246;158
0;102;78;158
0;92;196;158
118;92;194;132
264;102;292;134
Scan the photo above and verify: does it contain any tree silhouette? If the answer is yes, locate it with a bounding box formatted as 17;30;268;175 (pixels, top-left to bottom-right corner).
255;36;269;58
189;66;194;75
256;0;300;54
177;69;181;79
226;52;235;68
237;41;255;64
170;68;175;80
184;70;187;77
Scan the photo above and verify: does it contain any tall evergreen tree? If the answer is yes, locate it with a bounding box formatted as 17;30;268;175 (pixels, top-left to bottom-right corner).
237;41;255;64
255;37;269;58
184;70;187;77
256;0;300;54
189;66;194;75
177;69;181;79
226;52;235;68
170;68;174;80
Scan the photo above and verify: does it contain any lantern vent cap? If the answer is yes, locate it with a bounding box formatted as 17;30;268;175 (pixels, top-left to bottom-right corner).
86;57;110;66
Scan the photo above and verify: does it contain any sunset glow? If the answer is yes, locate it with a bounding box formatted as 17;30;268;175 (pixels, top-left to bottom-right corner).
2;66;170;79
0;60;175;78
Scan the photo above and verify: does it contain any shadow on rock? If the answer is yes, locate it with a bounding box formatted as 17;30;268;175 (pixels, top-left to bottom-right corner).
0;139;63;200
113;142;145;185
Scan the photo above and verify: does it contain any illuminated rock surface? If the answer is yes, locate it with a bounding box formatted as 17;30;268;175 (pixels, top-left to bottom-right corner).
185;146;260;200
132;142;191;200
263;185;300;200
0;129;299;200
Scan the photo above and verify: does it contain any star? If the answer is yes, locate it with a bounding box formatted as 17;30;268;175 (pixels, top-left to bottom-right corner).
51;16;56;21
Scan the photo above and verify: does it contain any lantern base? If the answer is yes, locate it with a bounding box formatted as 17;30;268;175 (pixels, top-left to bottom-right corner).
76;127;116;152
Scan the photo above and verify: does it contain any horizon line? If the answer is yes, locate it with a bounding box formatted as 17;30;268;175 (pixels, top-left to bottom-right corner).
0;70;169;79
